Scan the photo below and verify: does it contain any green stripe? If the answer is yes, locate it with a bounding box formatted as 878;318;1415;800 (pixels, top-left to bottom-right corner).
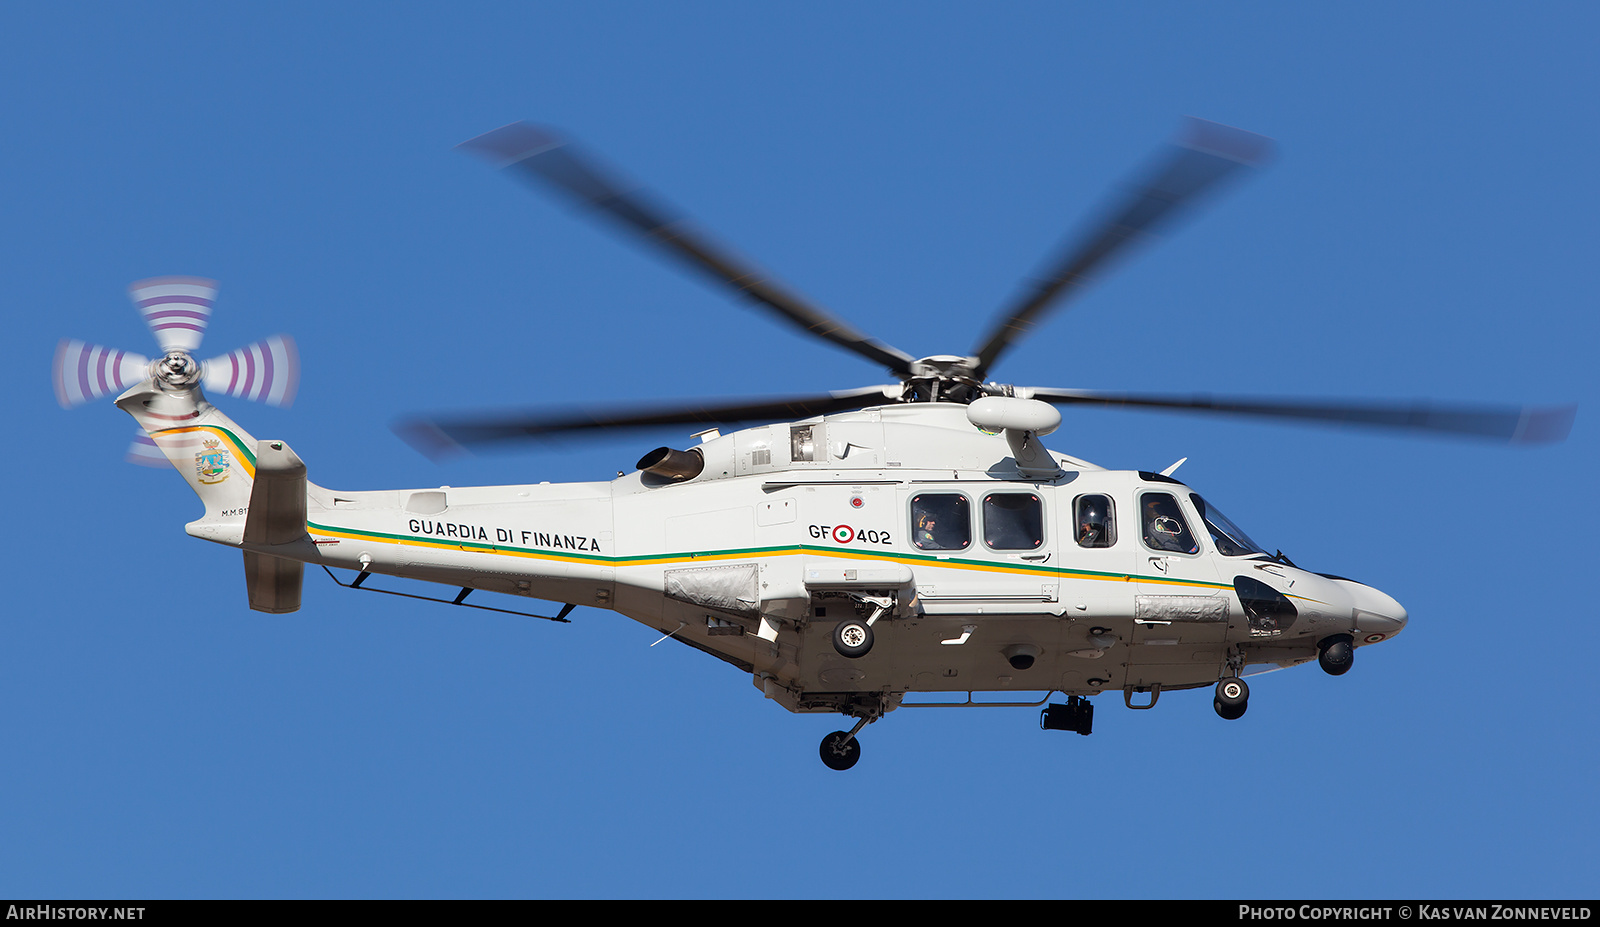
151;424;257;466
218;426;257;466
306;520;1238;589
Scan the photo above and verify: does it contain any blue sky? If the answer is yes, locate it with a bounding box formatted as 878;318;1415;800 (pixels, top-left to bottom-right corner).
4;2;1596;898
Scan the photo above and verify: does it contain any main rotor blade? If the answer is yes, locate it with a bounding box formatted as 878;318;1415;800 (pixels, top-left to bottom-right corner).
460;123;916;376
1021;387;1576;444
395;385;902;457
972;119;1271;377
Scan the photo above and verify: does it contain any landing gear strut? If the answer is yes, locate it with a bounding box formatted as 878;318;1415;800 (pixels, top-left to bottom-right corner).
819;716;870;770
1213;676;1249;720
831;596;894;659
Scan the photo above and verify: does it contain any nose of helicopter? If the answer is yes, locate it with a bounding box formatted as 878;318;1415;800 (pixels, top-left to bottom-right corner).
1349;583;1408;640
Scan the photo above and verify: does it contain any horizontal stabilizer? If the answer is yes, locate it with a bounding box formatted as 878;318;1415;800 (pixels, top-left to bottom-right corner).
244;552;303;614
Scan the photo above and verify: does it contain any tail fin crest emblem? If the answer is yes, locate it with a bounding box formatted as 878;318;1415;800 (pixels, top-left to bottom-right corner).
196;438;232;484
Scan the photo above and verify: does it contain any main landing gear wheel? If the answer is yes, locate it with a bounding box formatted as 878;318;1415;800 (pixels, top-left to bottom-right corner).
1318;634;1354;676
1214;676;1249;720
819;731;862;770
832;619;874;659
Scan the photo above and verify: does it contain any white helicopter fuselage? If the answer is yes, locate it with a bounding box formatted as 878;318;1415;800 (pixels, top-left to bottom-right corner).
119;380;1408;721
77;118;1561;767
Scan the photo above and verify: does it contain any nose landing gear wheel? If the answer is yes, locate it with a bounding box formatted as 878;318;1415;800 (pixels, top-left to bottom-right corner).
819;731;862;770
1214;676;1248;720
832;619;874;659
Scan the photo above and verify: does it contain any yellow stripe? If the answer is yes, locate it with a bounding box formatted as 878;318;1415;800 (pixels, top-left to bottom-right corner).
306;524;1303;595
312;525;618;566
310;524;1333;606
151;425;257;478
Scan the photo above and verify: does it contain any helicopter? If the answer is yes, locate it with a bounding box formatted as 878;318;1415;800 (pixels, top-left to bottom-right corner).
57;119;1574;770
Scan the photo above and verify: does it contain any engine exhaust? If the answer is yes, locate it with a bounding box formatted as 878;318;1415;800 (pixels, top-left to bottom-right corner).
637;446;704;481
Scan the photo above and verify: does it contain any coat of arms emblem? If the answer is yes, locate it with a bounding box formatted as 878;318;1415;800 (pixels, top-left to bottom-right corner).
195;437;231;484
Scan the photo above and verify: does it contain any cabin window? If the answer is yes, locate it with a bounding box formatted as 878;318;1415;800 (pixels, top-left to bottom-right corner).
1074;494;1116;548
911;493;970;551
790;425;815;462
983;493;1044;550
1139;492;1198;554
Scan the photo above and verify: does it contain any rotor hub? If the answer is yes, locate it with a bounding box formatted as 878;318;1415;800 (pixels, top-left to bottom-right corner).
901;355;985;403
907;355;977;380
153;351;201;390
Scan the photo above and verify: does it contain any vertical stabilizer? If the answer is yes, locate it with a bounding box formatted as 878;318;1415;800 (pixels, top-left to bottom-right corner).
241;440;309;613
116;382;259;545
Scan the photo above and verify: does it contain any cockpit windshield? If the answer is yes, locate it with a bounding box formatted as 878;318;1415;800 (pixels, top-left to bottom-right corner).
1189;493;1269;557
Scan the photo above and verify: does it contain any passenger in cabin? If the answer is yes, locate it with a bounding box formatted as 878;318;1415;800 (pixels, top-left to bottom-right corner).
1077;496;1111;547
911;493;970;551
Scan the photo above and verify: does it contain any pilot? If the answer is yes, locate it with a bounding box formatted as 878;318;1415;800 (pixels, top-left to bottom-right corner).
917;513;938;549
1143;496;1190;553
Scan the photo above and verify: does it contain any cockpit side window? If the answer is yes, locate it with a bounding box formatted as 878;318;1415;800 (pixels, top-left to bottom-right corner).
1140;491;1198;554
911;493;971;551
1074;494;1117;548
983;493;1044;550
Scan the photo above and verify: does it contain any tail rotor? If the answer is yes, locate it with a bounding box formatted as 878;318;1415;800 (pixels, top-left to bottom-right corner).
125;432;169;467
200;335;299;407
55;278;299;465
53;340;151;408
130;276;216;354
